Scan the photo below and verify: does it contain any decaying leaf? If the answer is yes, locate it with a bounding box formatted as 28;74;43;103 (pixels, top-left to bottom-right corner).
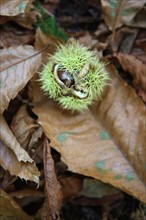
0;113;40;183
33;64;146;203
107;26;138;52
101;0;145;31
11;105;40;149
0;0;33;16
112;52;146;102
0;140;40;183
0;189;34;220
0;45;42;114
43;138;62;220
0;115;33;163
0;25;34;48
59;176;82;204
128;7;146;28
12;10;39;29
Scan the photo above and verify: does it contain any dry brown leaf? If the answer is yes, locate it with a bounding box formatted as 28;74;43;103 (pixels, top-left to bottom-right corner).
0;0;33;16
0;115;34;163
43;138;62;220
0;25;34;48
33;64;146;203
0;189;34;220
131;48;146;64
101;0;145;31
113;52;146;102
59;176;82;204
107;26;138;52
0;140;40;183
40;199;52;220
128;7;146;28
0;45;42;114
10;188;44;199
12;11;39;29
78;32;99;50
11;106;40;149
10;105;44;164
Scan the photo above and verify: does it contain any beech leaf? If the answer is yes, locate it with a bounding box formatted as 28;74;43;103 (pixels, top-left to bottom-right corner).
0;140;40;184
0;115;33;163
0;45;42;114
113;52;146;102
101;0;145;31
33;64;146;203
11;106;41;149
0;0;33;16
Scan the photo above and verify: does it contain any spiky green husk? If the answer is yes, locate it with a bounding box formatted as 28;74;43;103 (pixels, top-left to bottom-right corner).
85;62;109;99
39;62;61;99
57;96;93;112
51;40;95;73
39;40;109;111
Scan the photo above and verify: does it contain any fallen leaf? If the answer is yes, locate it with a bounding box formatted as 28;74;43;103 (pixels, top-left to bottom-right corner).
101;0;145;31
0;45;42;113
0;115;33;163
11;106;40;149
10;105;44;164
78;32;99;50
59;176;82;204
33;64;146;203
113;52;146;102
0;140;40;183
12;11;39;29
10;188;44;199
0;0;33;16
135;38;146;52
128;7;146;28
40;199;52;220
131;47;146;64
0;189;34;220
0;25;34;48
107;26;138;52
43;138;62;220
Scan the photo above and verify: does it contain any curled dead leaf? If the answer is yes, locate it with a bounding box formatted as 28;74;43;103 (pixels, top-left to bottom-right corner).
0;140;40;183
0;115;33;163
43;138;62;220
0;45;42;113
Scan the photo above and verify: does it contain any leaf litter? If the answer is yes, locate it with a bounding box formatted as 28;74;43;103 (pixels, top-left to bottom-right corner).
0;0;146;219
